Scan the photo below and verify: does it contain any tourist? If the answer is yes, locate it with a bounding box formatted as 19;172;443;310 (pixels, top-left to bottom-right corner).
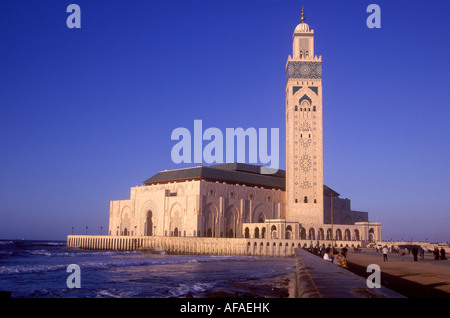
323;247;332;262
337;247;348;269
419;247;425;260
411;246;419;262
332;250;340;265
440;247;446;260
434;247;440;260
382;246;388;262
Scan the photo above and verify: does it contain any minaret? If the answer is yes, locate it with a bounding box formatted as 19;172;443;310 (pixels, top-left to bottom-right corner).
285;8;324;224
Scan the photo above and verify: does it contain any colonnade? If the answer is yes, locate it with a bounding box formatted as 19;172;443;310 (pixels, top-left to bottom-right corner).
67;235;362;257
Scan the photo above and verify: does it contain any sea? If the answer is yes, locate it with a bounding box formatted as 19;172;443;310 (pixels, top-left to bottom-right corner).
0;239;296;299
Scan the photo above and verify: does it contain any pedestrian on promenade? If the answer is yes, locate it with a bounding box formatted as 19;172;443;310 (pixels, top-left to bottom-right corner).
382;246;388;262
323;247;332;262
419;247;424;260
440;247;446;260
332;250;339;265
411;246;419;262
434;248;440;260
337;247;348;269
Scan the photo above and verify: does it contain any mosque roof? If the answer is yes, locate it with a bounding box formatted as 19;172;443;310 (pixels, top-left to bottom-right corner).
143;163;340;196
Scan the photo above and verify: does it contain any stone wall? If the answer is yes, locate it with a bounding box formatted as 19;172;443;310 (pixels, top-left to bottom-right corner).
294;248;405;298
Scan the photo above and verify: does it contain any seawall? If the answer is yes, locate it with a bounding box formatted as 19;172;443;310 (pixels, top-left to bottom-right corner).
293;248;405;298
66;235;361;257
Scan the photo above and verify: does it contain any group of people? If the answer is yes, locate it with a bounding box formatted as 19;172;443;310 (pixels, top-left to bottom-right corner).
434;247;446;260
323;247;348;269
379;244;447;262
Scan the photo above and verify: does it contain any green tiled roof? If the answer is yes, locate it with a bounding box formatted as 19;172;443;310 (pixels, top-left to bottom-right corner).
143;163;339;196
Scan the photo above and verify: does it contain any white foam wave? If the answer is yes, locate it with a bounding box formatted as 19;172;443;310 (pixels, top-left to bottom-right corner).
171;282;216;297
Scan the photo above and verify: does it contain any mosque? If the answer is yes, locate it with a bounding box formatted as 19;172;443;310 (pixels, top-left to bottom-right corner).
107;10;382;247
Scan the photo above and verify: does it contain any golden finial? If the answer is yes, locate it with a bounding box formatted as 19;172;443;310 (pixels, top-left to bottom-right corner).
301;6;305;22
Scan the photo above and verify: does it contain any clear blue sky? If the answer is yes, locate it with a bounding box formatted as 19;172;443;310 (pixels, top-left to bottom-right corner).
0;0;449;242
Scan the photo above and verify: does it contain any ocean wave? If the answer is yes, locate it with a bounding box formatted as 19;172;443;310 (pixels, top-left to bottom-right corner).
28;249;52;257
31;241;66;246
170;282;216;297
0;263;67;275
0;240;14;245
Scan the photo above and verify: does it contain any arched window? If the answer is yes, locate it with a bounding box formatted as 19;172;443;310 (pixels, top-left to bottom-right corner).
304;196;308;203
295;105;298;111
145;211;153;236
313;106;316;111
300;228;306;240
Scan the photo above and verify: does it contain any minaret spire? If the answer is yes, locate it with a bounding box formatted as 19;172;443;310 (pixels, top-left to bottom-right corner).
301;6;305;23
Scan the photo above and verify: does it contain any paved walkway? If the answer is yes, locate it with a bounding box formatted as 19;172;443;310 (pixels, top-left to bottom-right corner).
346;250;450;298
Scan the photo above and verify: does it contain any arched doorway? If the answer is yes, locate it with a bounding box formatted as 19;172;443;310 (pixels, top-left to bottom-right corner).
369;228;375;242
225;206;238;238
145;211;153;236
336;229;342;241
318;228;324;240
285;225;292;239
354;229;360;241
300;228;306;240
203;204;217;238
271;225;277;239
258;213;265;223
344;229;351;240
309;228;315;240
255;227;260;238
327;228;332;240
174;227;179;237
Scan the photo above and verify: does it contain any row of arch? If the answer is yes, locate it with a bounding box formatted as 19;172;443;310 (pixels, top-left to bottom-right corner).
67;235;364;256
294;105;316;112
243;226;375;242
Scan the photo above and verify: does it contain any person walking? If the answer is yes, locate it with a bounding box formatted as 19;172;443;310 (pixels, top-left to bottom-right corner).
434;247;440;260
440;247;446;260
382;246;388;262
412;246;419;262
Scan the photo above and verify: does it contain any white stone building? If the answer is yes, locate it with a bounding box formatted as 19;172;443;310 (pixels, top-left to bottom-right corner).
108;11;382;245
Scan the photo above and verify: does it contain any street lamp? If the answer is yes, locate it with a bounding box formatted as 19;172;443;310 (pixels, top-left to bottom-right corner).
85;226;88;235
72;227;74;235
100;226;103;235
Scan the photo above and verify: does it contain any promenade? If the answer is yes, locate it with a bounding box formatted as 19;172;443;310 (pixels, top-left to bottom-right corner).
346;250;450;298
